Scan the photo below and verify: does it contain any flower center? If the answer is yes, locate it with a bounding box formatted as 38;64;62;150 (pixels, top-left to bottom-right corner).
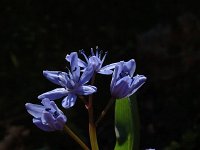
45;108;59;118
119;71;129;78
53;111;59;118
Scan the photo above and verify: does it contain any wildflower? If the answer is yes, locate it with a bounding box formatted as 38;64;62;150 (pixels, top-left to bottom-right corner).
110;59;146;99
66;47;117;75
25;98;67;131
38;52;97;108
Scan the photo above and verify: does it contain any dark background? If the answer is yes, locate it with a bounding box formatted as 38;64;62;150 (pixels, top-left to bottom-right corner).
1;0;200;150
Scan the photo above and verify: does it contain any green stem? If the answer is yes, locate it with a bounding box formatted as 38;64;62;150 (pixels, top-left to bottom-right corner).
88;105;99;150
130;97;140;150
95;97;115;126
88;74;99;150
63;125;89;150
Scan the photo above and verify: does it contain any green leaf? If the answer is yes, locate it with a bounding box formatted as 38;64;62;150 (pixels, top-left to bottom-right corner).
114;95;140;150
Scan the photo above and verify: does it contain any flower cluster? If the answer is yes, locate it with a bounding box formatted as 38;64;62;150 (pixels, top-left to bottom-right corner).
38;52;97;109
25;47;146;135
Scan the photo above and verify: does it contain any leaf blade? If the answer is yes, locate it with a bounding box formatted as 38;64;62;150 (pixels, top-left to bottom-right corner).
114;95;140;150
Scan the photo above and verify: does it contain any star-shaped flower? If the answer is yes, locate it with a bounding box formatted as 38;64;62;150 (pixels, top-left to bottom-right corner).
66;47;117;75
25;98;67;131
110;59;146;99
38;52;97;108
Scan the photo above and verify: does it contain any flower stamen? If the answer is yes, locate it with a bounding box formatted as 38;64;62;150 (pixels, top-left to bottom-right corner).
101;51;108;65
90;48;95;56
79;49;89;63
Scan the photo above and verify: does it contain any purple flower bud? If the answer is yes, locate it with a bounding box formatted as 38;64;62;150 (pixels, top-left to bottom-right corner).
110;59;146;99
25;98;67;131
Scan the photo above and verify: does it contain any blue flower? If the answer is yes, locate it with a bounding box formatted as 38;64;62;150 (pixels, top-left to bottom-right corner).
25;98;67;131
38;52;97;108
110;59;146;99
66;47;117;75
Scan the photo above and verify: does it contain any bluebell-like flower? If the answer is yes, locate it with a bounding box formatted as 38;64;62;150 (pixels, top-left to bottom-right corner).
25;98;67;131
38;52;97;108
110;59;146;99
66;47;117;75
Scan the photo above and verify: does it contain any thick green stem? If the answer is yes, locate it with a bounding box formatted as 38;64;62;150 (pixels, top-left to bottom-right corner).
88;74;99;150
88;104;99;150
63;125;89;150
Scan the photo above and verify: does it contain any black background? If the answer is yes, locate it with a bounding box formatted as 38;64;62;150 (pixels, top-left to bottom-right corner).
1;1;200;149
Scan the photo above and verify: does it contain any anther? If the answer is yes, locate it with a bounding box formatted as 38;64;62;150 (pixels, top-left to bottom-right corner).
72;67;77;72
45;108;51;111
91;48;95;56
53;111;59;118
79;49;85;54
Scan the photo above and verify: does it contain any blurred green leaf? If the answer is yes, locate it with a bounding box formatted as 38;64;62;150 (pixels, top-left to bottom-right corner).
114;96;140;150
10;52;19;68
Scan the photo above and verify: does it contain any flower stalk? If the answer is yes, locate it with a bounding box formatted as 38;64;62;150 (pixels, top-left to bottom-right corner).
88;74;99;150
63;125;89;150
88;105;99;150
95;97;115;126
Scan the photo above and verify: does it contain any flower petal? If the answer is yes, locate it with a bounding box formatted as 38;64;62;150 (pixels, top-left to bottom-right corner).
67;54;87;67
88;56;101;71
98;68;113;75
65;54;72;62
38;88;67;100
49;100;60;112
123;59;136;77
53;115;67;130
41;111;55;125
74;85;97;95
115;61;124;80
111;76;131;98
53;121;64;130
126;75;147;97
79;64;94;85
62;94;77;109
69;52;80;82
57;114;67;124
33;118;54;132
110;62;123;93
78;58;87;68
41;98;52;109
99;62;117;75
25;103;44;118
43;71;66;86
